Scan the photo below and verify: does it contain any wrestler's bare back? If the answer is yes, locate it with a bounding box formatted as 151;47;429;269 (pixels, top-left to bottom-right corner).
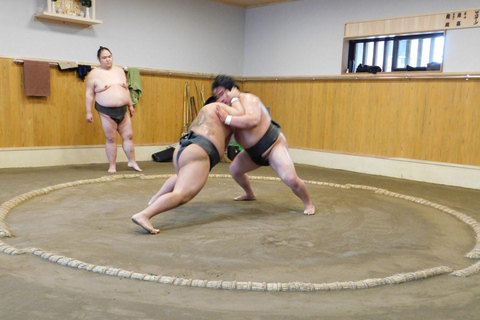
189;103;232;154
89;66;131;107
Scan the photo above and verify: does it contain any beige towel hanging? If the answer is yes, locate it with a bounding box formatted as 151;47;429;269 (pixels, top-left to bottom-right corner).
58;61;78;71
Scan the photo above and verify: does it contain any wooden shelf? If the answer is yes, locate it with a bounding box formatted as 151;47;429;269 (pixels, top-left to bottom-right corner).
35;0;101;28
35;11;102;28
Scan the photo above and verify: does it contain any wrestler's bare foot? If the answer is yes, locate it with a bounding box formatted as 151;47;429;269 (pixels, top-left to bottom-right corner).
234;194;256;201
108;166;116;173
132;214;159;234
128;162;143;172
303;204;315;215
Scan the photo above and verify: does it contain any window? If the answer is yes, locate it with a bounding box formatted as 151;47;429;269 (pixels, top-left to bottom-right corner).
347;32;444;73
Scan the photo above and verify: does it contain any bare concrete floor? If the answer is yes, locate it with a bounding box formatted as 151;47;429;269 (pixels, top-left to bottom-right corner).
1;161;480;319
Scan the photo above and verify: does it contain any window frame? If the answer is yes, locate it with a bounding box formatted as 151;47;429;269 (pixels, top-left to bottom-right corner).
347;32;444;73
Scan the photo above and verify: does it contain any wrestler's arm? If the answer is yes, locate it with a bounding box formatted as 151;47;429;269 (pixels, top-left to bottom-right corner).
127;96;135;117
217;95;261;129
216;103;244;116
85;73;96;123
121;68;135;117
224;132;234;151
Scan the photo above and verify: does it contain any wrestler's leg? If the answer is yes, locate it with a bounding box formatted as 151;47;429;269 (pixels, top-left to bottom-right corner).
229;150;260;201
99;113;119;173
148;174;178;206
268;136;315;215
147;147;181;205
118;114;142;172
132;145;210;234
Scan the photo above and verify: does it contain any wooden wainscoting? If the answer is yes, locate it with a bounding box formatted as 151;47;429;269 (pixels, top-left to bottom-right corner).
0;58;212;148
243;78;480;167
1;57;479;168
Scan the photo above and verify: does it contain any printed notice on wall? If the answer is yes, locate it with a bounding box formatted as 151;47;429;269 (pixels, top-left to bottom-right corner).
444;9;480;29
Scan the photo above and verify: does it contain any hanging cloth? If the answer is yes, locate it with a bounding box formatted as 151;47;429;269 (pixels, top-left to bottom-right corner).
77;65;92;81
58;61;78;71
23;61;51;97
127;68;143;106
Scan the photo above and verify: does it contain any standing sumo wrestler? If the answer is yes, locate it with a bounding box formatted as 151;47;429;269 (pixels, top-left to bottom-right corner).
85;46;142;173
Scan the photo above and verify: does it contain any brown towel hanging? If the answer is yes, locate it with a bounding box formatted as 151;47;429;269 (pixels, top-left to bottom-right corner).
23;60;51;97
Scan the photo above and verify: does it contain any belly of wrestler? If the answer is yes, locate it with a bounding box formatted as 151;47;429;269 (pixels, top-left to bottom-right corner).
95;86;131;107
234;126;266;149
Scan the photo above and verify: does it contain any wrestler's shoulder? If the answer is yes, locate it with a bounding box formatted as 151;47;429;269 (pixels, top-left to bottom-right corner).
203;102;228;110
88;67;106;79
112;65;124;72
243;92;260;102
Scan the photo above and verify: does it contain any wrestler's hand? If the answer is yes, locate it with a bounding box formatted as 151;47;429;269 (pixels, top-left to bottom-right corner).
129;105;135;117
86;112;94;123
215;104;229;124
227;87;241;99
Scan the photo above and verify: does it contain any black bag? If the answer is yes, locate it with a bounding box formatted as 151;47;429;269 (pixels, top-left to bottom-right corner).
152;147;175;162
356;64;382;74
426;62;441;71
227;145;241;161
407;65;427;71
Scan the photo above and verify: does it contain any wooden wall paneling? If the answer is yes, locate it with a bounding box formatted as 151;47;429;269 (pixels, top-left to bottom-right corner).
347;80;368;155
300;81;313;148
324;80;338;151
439;79;465;164
360;80;381;156
381;80;408;159
451;80;471;164
132;74;181;145
49;69;72;146
457;80;480;165
241;78;479;167
417;79;450;163
8;62;24;147
469;81;480;165
13;62;35;147
174;77;191;141
373;80;405;158
70;71;91;146
399;80;421;160
413;80;432;161
133;75;213;146
2;57;479;167
306;81;323;150
133;73;158;144
316;81;331;151
285;81;302;147
162;75;181;143
154;74;174;143
435;80;456;163
342;80;362;154
333;80;351;153
0;59;11;147
445;79;478;165
0;60;5;147
328;81;340;151
282;81;297;146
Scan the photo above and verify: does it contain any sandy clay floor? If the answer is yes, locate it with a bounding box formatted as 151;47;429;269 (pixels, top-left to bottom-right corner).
1;161;480;319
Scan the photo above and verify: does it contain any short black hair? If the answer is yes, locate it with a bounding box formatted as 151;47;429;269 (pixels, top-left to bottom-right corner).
204;96;217;105
97;46;112;59
212;75;239;92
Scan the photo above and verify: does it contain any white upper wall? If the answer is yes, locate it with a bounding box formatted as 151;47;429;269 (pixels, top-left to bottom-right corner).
1;0;479;77
244;0;480;76
0;0;245;75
